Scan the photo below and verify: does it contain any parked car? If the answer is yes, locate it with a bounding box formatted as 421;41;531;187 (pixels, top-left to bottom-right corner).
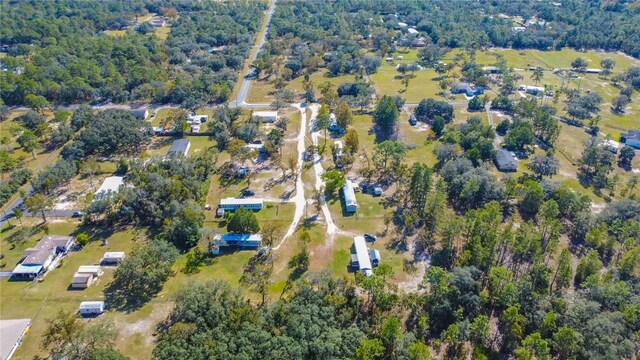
409;115;417;126
242;189;255;197
72;211;85;218
364;234;377;242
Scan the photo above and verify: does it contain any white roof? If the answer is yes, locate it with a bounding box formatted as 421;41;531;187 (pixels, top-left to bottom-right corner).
102;251;125;259
603;139;620;148
187;113;208;121
397;22;407;27
79;301;104;309
407;28;418;34
252;111;278;118
354;236;372;271
343;180;357;207
77;265;102;274
94;176;124;200
220;198;264;206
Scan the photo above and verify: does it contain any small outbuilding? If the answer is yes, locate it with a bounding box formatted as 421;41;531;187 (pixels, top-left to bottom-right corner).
101;252;125;265
79;301;104;316
71;273;94;289
602;139;620;154
495;149;518;172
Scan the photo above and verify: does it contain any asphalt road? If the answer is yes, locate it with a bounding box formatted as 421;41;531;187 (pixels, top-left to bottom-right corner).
233;0;277;106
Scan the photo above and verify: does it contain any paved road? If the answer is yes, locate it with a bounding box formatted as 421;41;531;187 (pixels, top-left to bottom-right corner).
233;0;277;106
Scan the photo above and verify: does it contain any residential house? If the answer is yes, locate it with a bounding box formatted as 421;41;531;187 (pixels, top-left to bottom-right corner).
602;139;620;153
79;301;104;316
407;27;418;34
621;130;640;149
350;236;380;276
211;234;262;255
151;17;166;27
219;198;264;211
186;113;208;123
252;111;278;123
342;179;358;213
166;139;190;158
495;149;518;172
12;236;74;279
101;252;125;265
482;66;500;74
93;176;124;202
451;83;483;97
131;109;148;120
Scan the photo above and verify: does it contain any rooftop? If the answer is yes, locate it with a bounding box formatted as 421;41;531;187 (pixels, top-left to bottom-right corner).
19;235;74;266
220;197;264;205
94;176;124;201
343;180;357;208
353;236;373;273
168;139;190;156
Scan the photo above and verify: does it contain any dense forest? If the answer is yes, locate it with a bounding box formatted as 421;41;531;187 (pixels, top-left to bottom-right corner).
0;0;265;106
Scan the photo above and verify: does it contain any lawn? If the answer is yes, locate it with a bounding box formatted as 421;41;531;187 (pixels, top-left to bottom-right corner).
248;69;355;104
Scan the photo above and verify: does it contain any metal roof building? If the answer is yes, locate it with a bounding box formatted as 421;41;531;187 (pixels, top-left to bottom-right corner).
252;111;278;123
219;198;264;211
351;236;373;276
495;149;518;172
93;176;124;202
167;139;190;158
342;180;358;213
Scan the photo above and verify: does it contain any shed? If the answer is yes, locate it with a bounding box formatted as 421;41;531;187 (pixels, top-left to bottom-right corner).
370;249;381;266
342;180;358;213
252;111;278;123
101;252;125;265
167;139;190;158
79;301;104;316
495;149;518;172
71;273;94;289
77;265;104;278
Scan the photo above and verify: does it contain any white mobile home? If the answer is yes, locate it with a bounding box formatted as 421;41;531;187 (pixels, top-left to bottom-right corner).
252;111;278;123
219;197;264;211
77;265;104;278
342;180;358;213
79;301;104;316
12;235;74;280
101;252;125;265
350;236;378;276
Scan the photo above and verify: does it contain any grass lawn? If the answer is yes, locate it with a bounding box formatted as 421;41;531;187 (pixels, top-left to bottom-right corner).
248;69;355;104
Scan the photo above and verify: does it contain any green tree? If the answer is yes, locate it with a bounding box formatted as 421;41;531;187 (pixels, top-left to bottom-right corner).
240;255;273;306
528;155;559;178
374;95;399;139
571;58;587;72
531;68;544;85
24;193;53;222
227;207;260;234
373;140;407;172
552;327;582;359
431;116;445;138
380;317;402;357
322;169;346;195
520;180;544;217
600;58;615;76
76;233;90;246
24;94;51;113
344;129;359;155
17;130;41;159
335;101;353;130
355;338;384;360
515;332;551;360
575;249;602;286
12;208;23;226
551;248;573;292
618;145;635;168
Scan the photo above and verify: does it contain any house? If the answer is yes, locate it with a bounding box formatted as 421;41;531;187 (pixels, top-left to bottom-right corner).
12;235;74;279
451;83;483;97
520;85;545;95
219;198;264;211
621;130;640;149
131;109;149;120
512;26;526;32
495;149;518;172
397;22;408;28
329;113;341;132
385;57;394;62
151;17;165;27
350;236;380;276
411;39;427;47
342;179;358;213
0;319;31;360
167;139;190;158
244;143;265;153
407;28;418;34
602;139;620;153
79;301;104;316
252;111;278;123
208;45;227;53
101;252;125;265
186;113;208;123
482;66;500;74
211;234;262;255
585;68;602;74
93;176;124;202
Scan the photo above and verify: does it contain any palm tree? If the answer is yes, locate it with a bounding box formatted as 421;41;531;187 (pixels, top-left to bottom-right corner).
531;68;543;85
